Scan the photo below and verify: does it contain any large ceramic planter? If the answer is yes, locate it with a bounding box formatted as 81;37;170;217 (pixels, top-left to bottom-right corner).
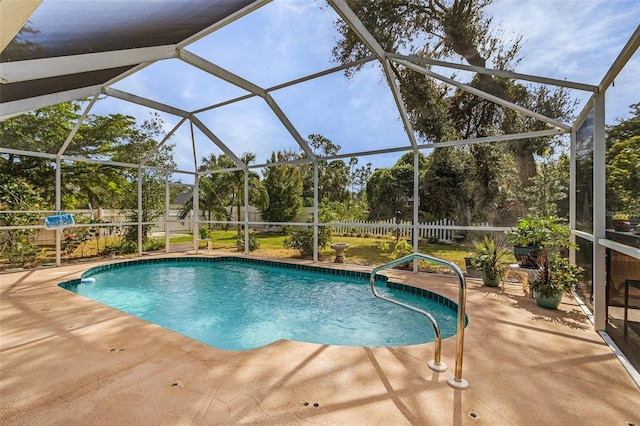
481;270;501;287
534;291;563;309
513;245;543;269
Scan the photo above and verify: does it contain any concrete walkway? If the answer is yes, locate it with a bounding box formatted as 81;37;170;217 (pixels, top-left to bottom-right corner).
2;253;639;425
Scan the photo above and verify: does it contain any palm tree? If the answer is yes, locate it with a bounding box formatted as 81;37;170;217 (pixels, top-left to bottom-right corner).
226;152;267;234
181;153;266;234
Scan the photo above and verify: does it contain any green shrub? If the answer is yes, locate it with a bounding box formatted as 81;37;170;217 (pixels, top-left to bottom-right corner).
392;239;413;259
284;226;331;258
390;239;415;270
377;240;390;252
143;238;165;252
237;230;260;251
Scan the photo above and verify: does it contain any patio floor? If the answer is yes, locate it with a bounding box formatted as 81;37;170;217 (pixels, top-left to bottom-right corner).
1;253;639;425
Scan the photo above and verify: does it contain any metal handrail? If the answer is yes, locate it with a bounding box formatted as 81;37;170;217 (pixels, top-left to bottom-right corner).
369;252;469;389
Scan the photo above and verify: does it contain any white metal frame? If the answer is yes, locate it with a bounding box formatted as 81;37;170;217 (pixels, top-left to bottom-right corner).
0;2;638;335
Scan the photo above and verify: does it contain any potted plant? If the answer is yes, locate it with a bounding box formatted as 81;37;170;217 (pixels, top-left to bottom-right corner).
612;213;632;232
470;236;510;287
507;217;568;269
530;255;582;309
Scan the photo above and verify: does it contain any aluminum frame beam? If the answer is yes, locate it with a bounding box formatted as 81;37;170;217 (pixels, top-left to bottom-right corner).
177;0;272;48
386;53;599;92
192;56;376;115
57;96;98;157
0;85;102;120
179;49;316;161
102;87;190;118
311;129;567;164
0;46;177;83
599;24;640;91
328;0;419;150
390;57;572;131
140;117;188;166
190;115;246;169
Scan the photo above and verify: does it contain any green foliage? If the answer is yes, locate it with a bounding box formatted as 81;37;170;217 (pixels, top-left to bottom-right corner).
236;230;260;252
61;229;91;255
284;226;331;258
0;104;175;210
470;236;510;277
606;104;640;217
200;226;210;240
0;180;44;264
420;147;473;223
260;151;303;223
334;1;573;222
525;152;569;218
300;135;350;205
111;240;137;255
530;256;582;298
366;156;421;220
391;239;413;259
143;238;165;252
507;216;572;249
376;240;390;252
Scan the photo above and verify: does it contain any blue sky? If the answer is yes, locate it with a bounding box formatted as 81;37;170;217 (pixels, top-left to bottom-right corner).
90;0;640;175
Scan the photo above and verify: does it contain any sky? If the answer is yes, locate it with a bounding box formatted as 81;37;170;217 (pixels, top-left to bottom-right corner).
89;0;640;176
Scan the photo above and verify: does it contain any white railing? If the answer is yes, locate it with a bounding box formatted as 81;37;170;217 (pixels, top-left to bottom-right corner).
333;218;460;241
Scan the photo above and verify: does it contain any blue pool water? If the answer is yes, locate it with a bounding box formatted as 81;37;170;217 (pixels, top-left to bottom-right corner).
60;258;461;351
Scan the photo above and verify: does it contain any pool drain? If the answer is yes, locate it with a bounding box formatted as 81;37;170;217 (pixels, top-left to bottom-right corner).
302;401;320;408
109;348;124;352
468;411;479;420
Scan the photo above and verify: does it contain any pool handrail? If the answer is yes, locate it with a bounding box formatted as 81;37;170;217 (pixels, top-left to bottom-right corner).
369;252;469;390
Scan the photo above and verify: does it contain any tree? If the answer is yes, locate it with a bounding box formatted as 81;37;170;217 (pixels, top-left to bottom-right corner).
420;147;473;222
300;134;350;206
180;152;266;233
606;103;640;217
348;157;372;201
366;152;426;220
114;115;176;245
0;180;45;263
260;151;303;224
333;0;574;220
525;152;570;218
225;152;266;233
0;104;175;213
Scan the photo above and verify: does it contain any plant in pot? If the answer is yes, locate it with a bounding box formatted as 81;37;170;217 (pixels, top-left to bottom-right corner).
470;236;510;287
529;255;582;309
611;213;632;232
507;217;567;269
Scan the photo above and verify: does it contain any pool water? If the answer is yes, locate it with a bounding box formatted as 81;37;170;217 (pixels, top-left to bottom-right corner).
61;259;460;351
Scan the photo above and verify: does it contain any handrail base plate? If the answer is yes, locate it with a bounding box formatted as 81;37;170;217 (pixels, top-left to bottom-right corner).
447;376;469;390
428;360;447;372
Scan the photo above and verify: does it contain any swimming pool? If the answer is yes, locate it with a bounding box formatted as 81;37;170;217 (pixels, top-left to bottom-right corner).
59;257;463;351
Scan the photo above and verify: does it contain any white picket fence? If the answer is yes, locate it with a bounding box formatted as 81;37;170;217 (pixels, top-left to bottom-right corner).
19;208;463;243
333;218;458;241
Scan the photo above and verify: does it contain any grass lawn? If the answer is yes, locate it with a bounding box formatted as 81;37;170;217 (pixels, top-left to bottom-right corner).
3;229;513;275
201;230;485;273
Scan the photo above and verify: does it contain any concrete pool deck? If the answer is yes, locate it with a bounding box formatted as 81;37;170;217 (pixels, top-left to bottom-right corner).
1;253;639;425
